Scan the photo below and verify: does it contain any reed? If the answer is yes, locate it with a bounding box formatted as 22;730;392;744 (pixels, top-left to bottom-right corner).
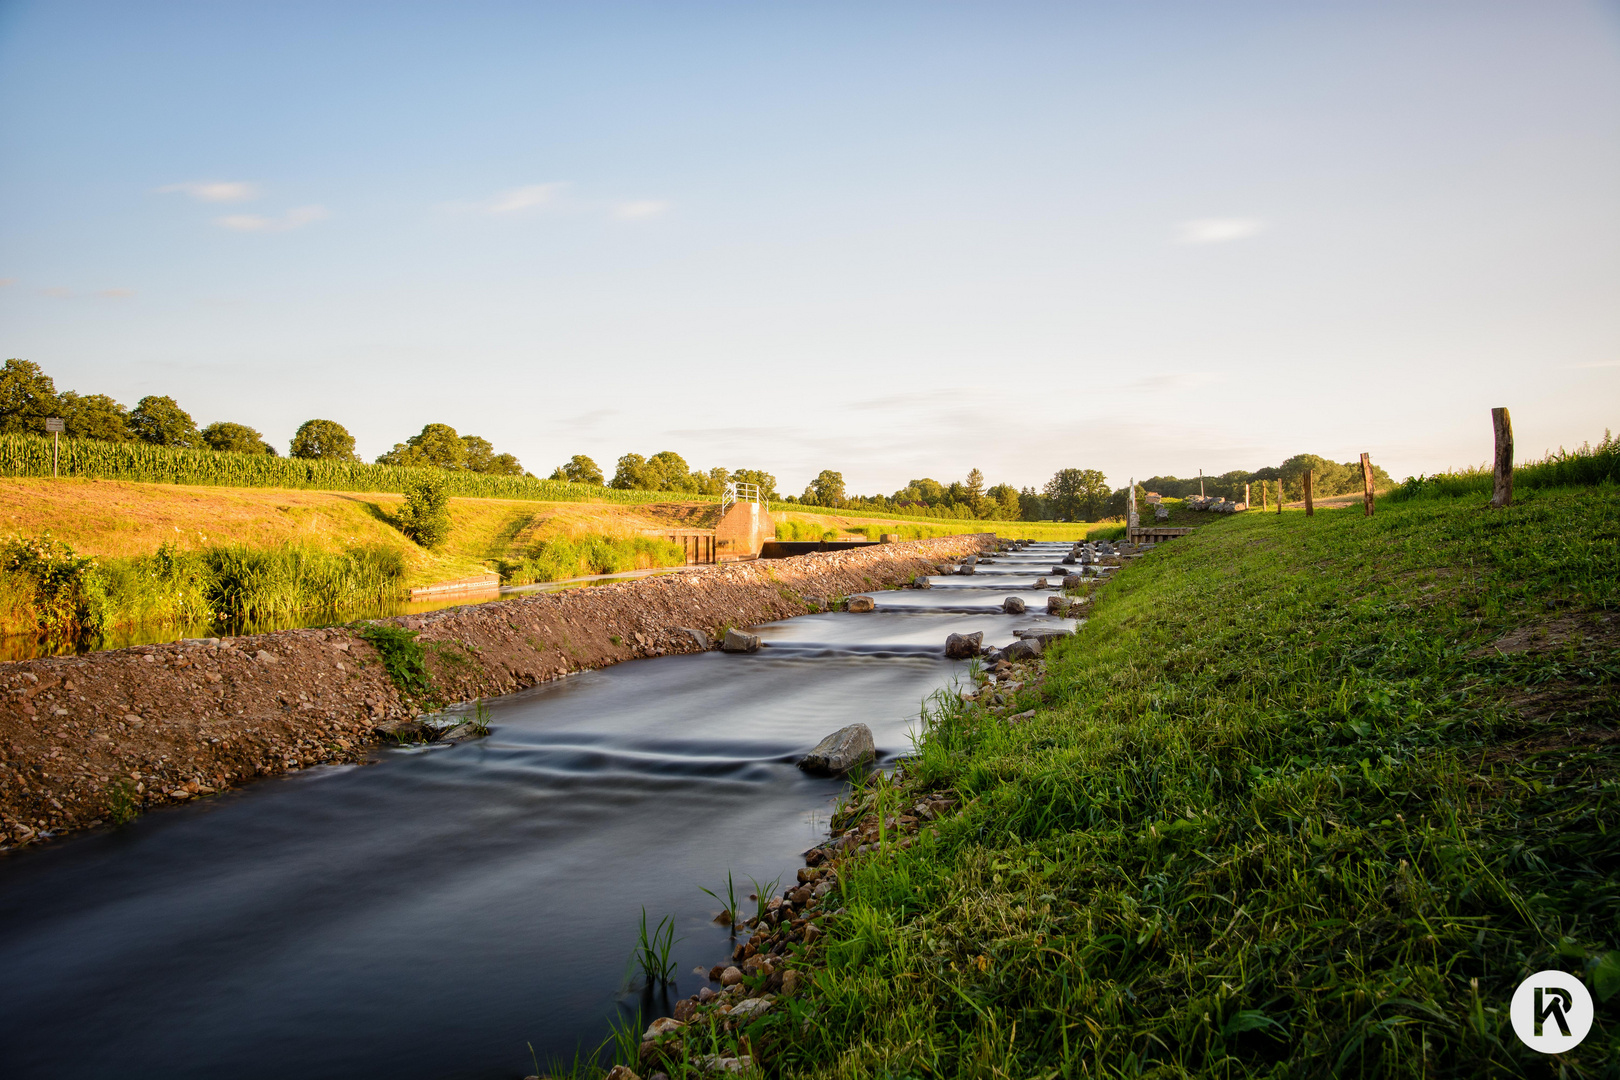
629;908;679;988
498;534;686;585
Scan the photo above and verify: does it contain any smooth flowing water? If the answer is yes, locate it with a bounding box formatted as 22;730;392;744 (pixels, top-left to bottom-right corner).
0;543;1082;1080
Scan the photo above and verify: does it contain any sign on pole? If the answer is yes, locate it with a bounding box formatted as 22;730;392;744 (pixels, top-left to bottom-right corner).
45;417;64;478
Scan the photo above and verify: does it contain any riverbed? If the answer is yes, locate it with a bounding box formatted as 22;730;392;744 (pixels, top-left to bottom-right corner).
0;542;1081;1079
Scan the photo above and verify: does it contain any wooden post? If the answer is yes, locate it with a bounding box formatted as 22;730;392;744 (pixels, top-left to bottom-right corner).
1260;480;1268;511
1491;407;1514;508
1276;478;1282;514
1243;482;1250;509
1360;453;1375;517
1303;470;1314;516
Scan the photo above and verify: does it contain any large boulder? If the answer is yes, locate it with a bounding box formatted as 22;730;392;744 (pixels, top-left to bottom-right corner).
721;628;761;653
797;723;875;775
1002;596;1026;614
847;595;876;613
944;631;984;659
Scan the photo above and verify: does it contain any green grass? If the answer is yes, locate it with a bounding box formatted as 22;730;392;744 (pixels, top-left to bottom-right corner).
1390;429;1619;503
758;492;1620;1078
496;534;688;585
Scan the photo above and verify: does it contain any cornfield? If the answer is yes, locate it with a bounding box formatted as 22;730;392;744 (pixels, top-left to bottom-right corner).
0;434;720;505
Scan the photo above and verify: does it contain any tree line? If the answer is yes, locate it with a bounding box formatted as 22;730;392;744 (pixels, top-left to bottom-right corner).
0;358;527;475
1138;454;1397;505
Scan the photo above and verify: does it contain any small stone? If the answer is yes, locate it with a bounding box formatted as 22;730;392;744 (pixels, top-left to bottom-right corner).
643;1017;682;1041
797;723;875;775
1046;596;1069;615
606;1066;644;1080
1062;574;1084;589
698;985;718;1003
720;966;744;986
721;629;761;653
680;628;711;649
781;969;801;995
944;631;983;659
254;650;278;664
847;595;876;613
1002;597;1026;614
912;574;932;589
1004;638;1043;662
728;997;774;1021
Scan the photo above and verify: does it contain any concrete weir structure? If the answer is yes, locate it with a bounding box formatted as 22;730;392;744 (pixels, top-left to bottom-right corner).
648;482;776;564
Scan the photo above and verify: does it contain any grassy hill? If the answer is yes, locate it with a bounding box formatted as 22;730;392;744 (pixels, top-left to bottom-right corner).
762;485;1619;1077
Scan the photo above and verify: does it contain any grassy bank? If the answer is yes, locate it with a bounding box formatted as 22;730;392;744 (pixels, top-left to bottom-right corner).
764;487;1618;1076
496;534;688;585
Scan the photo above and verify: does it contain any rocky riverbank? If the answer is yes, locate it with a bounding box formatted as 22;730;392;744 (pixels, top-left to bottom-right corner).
0;535;994;851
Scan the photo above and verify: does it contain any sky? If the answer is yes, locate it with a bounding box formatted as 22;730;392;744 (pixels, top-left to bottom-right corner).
1;1;1617;496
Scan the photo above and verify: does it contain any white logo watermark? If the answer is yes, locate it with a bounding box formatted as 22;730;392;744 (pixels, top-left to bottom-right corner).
1510;970;1592;1053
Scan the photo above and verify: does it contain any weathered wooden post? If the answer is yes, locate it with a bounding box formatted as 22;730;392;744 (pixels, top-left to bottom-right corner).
1360;453;1375;517
1276;478;1283;515
1260;479;1268;511
1244;482;1251;509
1303;470;1314;516
1491;407;1514;508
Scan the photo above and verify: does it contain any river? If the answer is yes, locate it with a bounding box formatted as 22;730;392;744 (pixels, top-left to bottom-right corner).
0;542;1084;1079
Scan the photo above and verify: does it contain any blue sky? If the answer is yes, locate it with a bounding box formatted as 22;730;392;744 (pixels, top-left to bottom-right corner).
2;1;1617;494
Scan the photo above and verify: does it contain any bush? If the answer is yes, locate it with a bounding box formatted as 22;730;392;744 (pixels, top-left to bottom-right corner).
0;534;106;636
397;473;452;548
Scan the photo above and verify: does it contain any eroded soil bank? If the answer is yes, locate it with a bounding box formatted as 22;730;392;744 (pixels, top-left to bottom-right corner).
1;535;992;849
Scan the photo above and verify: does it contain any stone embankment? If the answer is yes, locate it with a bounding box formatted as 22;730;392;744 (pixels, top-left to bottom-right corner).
0;535;994;851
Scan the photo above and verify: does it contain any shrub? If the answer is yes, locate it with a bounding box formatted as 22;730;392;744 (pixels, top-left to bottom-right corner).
397;472;452;548
0;534;106;636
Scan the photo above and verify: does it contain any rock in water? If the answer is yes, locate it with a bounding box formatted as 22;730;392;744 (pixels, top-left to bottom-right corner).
1002;596;1026;614
1005;637;1043;662
797;723;875;775
721;628;761;653
1046;596;1070;615
913;574;932;589
847;595;876;612
944;631;984;658
679;627;711;649
1063;573;1084;589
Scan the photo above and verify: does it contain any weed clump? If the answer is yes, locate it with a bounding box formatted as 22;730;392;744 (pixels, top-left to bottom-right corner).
354;623;433;701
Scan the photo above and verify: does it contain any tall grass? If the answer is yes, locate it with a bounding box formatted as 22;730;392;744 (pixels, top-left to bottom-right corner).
776;520;842;542
498;534;687;585
1390;428;1619;502
1;538;407;643
0;432;718;504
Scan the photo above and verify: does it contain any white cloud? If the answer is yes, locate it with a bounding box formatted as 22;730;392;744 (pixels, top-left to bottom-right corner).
486;183;567;213
1177;218;1265;244
614;199;671;220
96;287;134;298
159;180;261;203
215;205;328;232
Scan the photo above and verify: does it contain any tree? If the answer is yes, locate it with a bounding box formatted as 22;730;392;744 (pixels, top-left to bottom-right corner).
201;421;275;454
376;423;465;469
461;435;497;473
987;483;1021;520
557;454;605;485
1018;486;1047;521
731;468;778;501
646;450;691;491
0;359;60;434
810;469;846;507
1043;468;1111;521
57;392;128;442
290;419;358;461
964;468;987;517
610;452;651;489
128;396;201;447
485;452;524;476
396;472;451;548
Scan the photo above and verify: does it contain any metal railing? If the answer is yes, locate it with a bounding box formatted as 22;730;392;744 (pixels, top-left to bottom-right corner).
720;481;763;518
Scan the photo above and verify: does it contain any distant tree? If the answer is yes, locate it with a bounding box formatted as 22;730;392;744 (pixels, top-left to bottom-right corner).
485;452;524;476
290;419;358;461
987;483;1021;520
1043;468;1110;521
396;472;451;548
810;469;846;507
461;435;497;473
557;454;605;485
128;395;201;447
58;391;129;441
377;423;466;469
1018;486;1047;521
646;450;691;491
201;421;275;454
964;468;987;516
731;468;778;501
0;359;61;434
610;452;651;489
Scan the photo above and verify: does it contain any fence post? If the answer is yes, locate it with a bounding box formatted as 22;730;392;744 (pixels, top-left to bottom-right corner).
1276;478;1282;515
1244;482;1251;509
1260;480;1268;511
1303;470;1314;516
1360;453;1375;517
1491;407;1513;508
